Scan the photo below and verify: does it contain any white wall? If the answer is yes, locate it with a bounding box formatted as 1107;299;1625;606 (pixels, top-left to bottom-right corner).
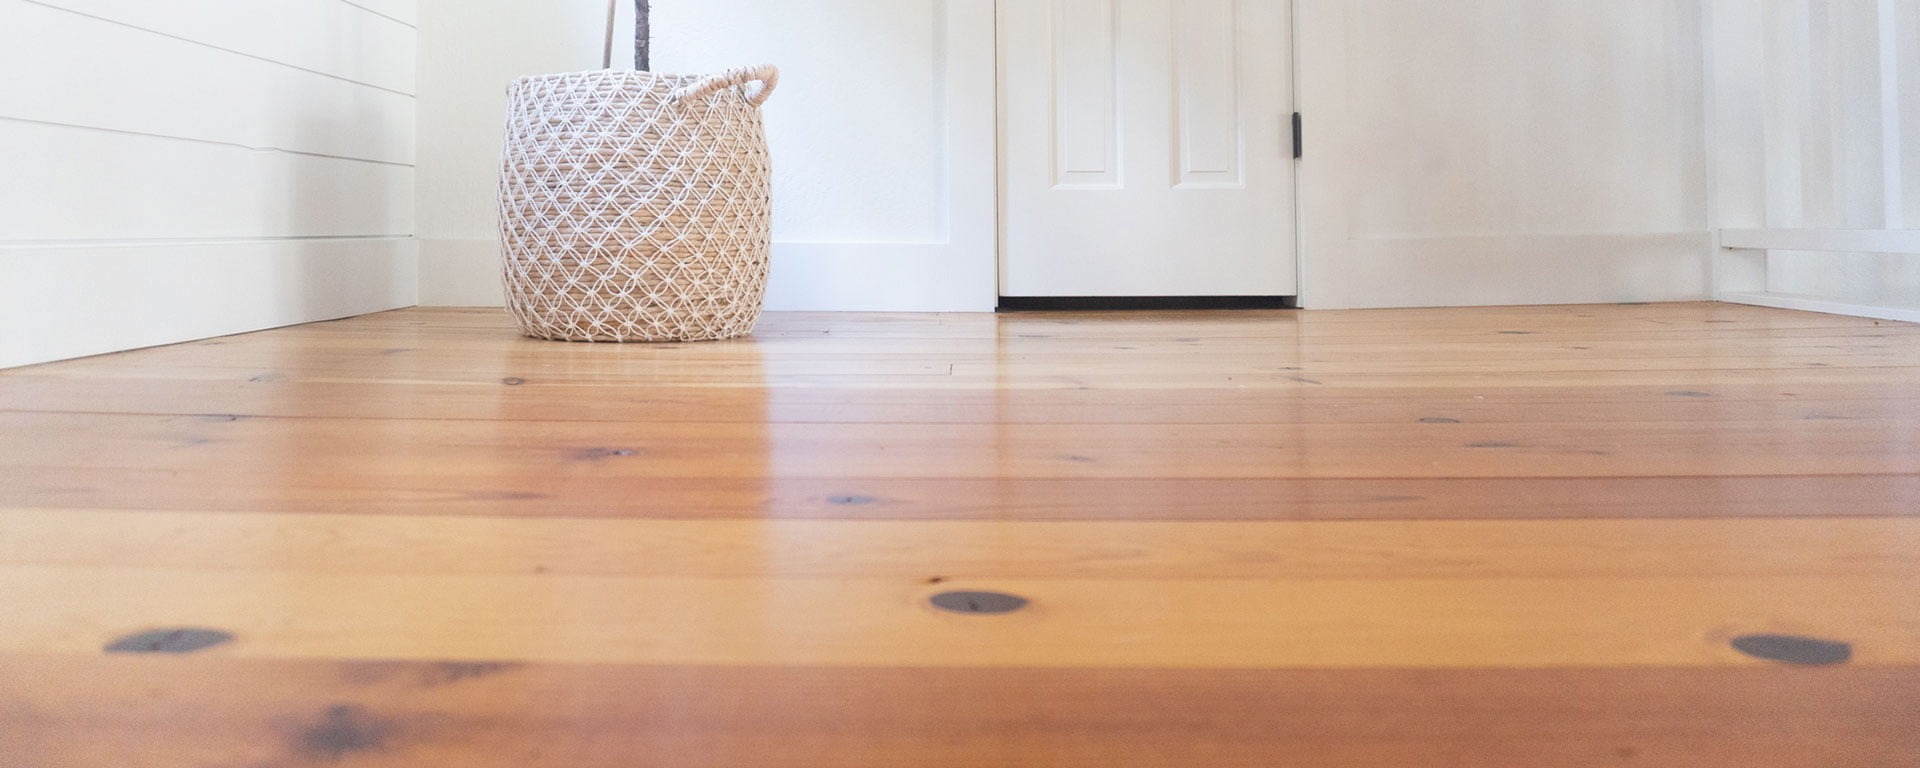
420;1;1712;311
416;0;997;310
422;0;1714;311
0;0;419;368
1296;0;1713;309
1708;0;1920;321
10;0;1893;345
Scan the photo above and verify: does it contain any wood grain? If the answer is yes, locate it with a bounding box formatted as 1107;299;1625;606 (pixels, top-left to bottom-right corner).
5;511;1916;579
6;411;1919;482
5;472;1917;520
1;303;1916;763
4;564;1916;667
6;658;1917;768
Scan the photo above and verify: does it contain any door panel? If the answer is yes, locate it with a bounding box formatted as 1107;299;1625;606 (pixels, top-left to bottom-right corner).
1000;0;1297;297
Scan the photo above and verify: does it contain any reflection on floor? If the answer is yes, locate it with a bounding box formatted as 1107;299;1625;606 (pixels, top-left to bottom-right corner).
2;303;1917;766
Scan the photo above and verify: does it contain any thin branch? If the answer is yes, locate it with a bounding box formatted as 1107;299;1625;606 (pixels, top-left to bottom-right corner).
635;0;652;71
601;0;617;69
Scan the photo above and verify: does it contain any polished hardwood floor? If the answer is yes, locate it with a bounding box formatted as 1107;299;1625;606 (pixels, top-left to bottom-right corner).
1;302;1917;766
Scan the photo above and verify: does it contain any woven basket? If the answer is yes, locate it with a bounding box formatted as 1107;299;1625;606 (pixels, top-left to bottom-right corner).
497;66;779;342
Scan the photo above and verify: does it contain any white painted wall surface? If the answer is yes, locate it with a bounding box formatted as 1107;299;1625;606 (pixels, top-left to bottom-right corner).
0;0;1765;338
1297;0;1713;309
8;0;1891;366
424;0;1715;311
1707;0;1920;316
0;0;419;368
415;0;998;310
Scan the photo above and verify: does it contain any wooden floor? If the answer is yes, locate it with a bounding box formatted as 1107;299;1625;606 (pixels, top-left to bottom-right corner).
2;302;1918;766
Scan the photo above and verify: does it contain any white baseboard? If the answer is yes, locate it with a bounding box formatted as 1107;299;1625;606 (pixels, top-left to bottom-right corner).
1717;291;1920;323
1720;228;1920;254
1309;233;1715;309
1;237;418;368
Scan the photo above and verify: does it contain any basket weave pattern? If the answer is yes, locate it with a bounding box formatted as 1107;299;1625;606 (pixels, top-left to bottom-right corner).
498;67;777;342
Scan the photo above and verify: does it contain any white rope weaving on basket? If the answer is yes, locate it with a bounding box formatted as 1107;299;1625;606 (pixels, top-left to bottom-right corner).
497;68;778;342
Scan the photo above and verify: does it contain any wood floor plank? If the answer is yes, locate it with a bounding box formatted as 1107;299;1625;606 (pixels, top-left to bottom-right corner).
2;303;1917;764
5;376;1919;425
4;656;1916;768
5;510;1918;580
13;345;1915;389
263;302;1918;336
26;324;1919;359
19;340;1915;379
3;412;1918;482
6;472;1917;520
2;565;1913;667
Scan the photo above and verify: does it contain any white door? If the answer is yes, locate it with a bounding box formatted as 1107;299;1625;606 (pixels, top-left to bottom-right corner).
999;0;1297;297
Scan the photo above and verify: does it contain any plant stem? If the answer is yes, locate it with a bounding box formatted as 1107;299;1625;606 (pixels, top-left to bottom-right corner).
601;0;617;69
635;0;652;71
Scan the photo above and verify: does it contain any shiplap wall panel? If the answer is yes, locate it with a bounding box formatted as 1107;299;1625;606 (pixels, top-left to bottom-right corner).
2;0;415;164
340;0;419;28
30;0;416;93
0;0;418;368
0;121;413;242
0;239;418;369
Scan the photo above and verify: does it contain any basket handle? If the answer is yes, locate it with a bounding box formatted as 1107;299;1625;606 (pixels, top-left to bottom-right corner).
671;65;780;108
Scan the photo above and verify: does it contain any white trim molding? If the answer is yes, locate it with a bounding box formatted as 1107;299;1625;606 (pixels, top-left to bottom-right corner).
1719;228;1920;255
1718;290;1920;324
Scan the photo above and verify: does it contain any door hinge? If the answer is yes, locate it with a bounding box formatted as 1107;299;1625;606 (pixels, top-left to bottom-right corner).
1291;112;1303;159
